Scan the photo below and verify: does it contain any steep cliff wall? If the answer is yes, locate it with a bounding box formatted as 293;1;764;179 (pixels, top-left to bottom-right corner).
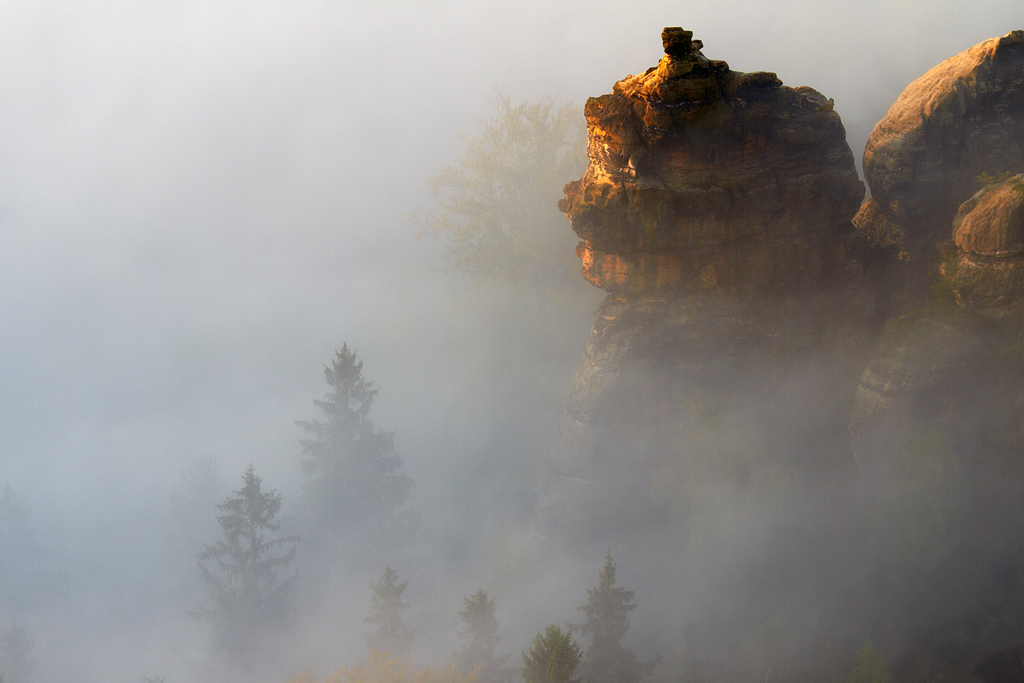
850;174;1024;470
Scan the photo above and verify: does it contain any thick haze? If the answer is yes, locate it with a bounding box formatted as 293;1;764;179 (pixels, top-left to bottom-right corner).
1;1;1023;681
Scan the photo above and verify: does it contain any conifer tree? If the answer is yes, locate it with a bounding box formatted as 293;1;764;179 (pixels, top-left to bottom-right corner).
364;565;415;658
196;465;299;655
297;344;415;554
457;589;508;681
521;625;581;683
577;552;658;683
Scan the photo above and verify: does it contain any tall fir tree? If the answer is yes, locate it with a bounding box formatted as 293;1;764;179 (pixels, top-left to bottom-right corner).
577;552;659;683
456;589;508;681
521;625;581;683
297;344;415;555
364;565;415;658
196;465;299;656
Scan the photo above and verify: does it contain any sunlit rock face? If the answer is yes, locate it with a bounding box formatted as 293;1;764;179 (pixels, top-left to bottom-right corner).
854;32;1024;265
950;175;1024;316
559;27;865;296
538;29;880;542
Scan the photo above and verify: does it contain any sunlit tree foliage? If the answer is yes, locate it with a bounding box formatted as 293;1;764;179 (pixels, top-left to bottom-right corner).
415;93;587;288
521;625;581;683
288;650;479;683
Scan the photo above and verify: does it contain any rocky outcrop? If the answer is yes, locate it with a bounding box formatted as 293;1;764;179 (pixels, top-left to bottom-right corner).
853;32;1024;264
539;29;880;541
949;174;1024;316
559;27;866;296
850;178;1024;468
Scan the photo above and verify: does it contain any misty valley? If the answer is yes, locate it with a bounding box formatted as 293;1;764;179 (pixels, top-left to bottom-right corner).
4;14;1024;683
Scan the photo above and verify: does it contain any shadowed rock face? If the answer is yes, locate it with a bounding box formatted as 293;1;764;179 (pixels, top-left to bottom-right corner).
847;34;1024;472
539;29;879;542
850;175;1024;470
854;31;1024;261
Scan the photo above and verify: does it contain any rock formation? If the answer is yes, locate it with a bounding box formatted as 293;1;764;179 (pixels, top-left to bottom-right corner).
536;26;1024;683
538;26;1024;683
559;27;865;297
853;31;1024;267
540;29;880;540
950;174;1024;317
849;34;1024;470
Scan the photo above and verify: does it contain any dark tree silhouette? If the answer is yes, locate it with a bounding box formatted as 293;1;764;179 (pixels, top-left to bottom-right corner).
364;564;414;658
195;465;299;655
577;552;659;683
297;344;415;554
521;625;581;683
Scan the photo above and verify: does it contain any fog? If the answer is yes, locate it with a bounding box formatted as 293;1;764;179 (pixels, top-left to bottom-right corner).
1;1;1023;681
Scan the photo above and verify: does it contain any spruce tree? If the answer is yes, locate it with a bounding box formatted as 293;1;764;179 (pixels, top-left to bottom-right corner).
457;589;508;681
521;625;581;683
195;465;299;655
364;565;414;658
297;344;415;554
577;552;658;683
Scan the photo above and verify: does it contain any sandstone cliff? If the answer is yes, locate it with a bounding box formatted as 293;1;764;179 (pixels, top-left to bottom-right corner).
539;29;880;540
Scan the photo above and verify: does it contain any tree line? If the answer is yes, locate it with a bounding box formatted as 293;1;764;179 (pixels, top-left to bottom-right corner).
186;342;658;683
306;551;657;683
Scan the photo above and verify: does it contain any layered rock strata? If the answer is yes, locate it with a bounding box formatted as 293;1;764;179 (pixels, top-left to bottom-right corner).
539;29;879;540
